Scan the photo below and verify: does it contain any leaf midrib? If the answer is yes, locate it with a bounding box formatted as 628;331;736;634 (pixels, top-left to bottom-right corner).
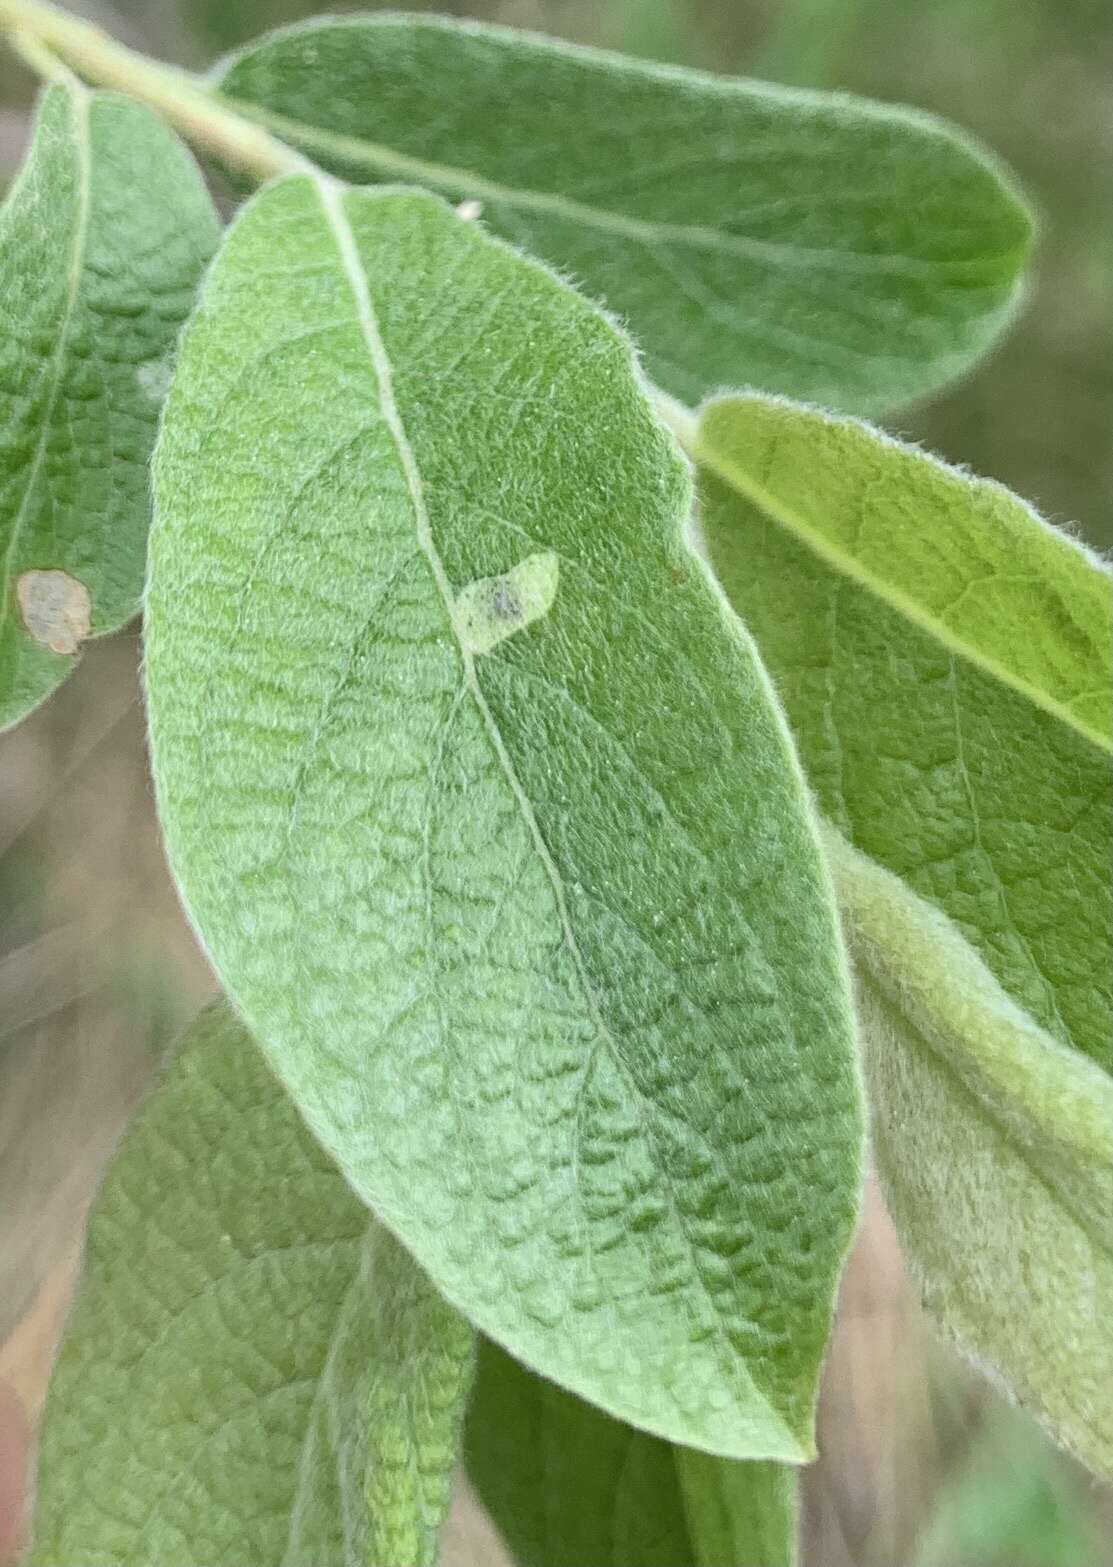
694;429;1113;755
0;82;92;647
314;175;801;1458
221;93;1014;286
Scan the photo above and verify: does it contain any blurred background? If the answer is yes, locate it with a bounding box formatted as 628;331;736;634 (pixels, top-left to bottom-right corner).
1;2;1110;1563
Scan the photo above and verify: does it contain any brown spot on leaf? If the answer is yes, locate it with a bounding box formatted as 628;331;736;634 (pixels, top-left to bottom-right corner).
16;570;92;656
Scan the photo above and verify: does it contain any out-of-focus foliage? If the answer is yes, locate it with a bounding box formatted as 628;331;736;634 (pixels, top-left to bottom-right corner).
913;1403;1108;1567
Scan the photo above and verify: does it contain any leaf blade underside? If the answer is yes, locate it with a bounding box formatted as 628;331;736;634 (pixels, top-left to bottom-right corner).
214;13;1032;414
696;393;1112;1074
31;1005;475;1567
0;81;219;731
694;394;1113;1473
145;175;864;1460
829;830;1113;1478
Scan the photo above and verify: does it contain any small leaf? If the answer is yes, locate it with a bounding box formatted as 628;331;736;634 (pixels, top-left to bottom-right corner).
696;393;1112;1072
31;1004;475;1567
467;1338;798;1567
215;14;1032;414
827;828;1113;1478
0;82;219;731
145;176;863;1460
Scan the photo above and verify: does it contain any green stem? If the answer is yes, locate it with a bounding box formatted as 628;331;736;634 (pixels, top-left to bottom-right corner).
7;26;73;83
0;0;308;179
650;388;699;451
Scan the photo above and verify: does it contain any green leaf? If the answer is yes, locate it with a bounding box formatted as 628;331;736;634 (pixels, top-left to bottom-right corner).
676;1448;797;1567
467;1339;798;1567
827;828;1113;1478
0;81;219;732
145;175;864;1460
32;1003;475;1567
695;393;1112;1072
693;392;1112;1471
214;14;1032;414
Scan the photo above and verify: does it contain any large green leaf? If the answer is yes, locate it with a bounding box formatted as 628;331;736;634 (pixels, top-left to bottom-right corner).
467;1339;798;1567
32;1004;474;1567
695;393;1112;1071
693;393;1112;1471
145;176;863;1460
213;14;1032;414
0;80;219;732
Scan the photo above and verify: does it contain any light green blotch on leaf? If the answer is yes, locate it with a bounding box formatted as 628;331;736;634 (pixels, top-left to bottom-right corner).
16;568;91;655
454;550;559;655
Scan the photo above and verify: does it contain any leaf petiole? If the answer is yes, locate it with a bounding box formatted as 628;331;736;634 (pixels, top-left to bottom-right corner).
0;0;307;179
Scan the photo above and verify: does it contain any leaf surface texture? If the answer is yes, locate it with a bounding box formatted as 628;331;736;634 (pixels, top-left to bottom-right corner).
695;393;1113;1470
697;394;1112;1072
145;176;863;1459
829;831;1113;1477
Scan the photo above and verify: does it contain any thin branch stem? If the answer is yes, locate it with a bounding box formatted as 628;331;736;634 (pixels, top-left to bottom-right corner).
0;0;309;179
6;26;74;84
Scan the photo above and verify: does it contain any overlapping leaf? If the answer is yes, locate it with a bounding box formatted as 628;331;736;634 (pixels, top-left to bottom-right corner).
214;13;1032;414
696;393;1112;1070
467;1339;798;1567
0;80;219;730
694;393;1113;1471
145;176;863;1459
826;831;1113;1477
32;1004;474;1567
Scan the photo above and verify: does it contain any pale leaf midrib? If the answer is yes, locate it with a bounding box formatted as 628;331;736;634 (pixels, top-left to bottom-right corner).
0;81;93;646
221;93;1015;286
694;436;1113;755
313;175;799;1457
